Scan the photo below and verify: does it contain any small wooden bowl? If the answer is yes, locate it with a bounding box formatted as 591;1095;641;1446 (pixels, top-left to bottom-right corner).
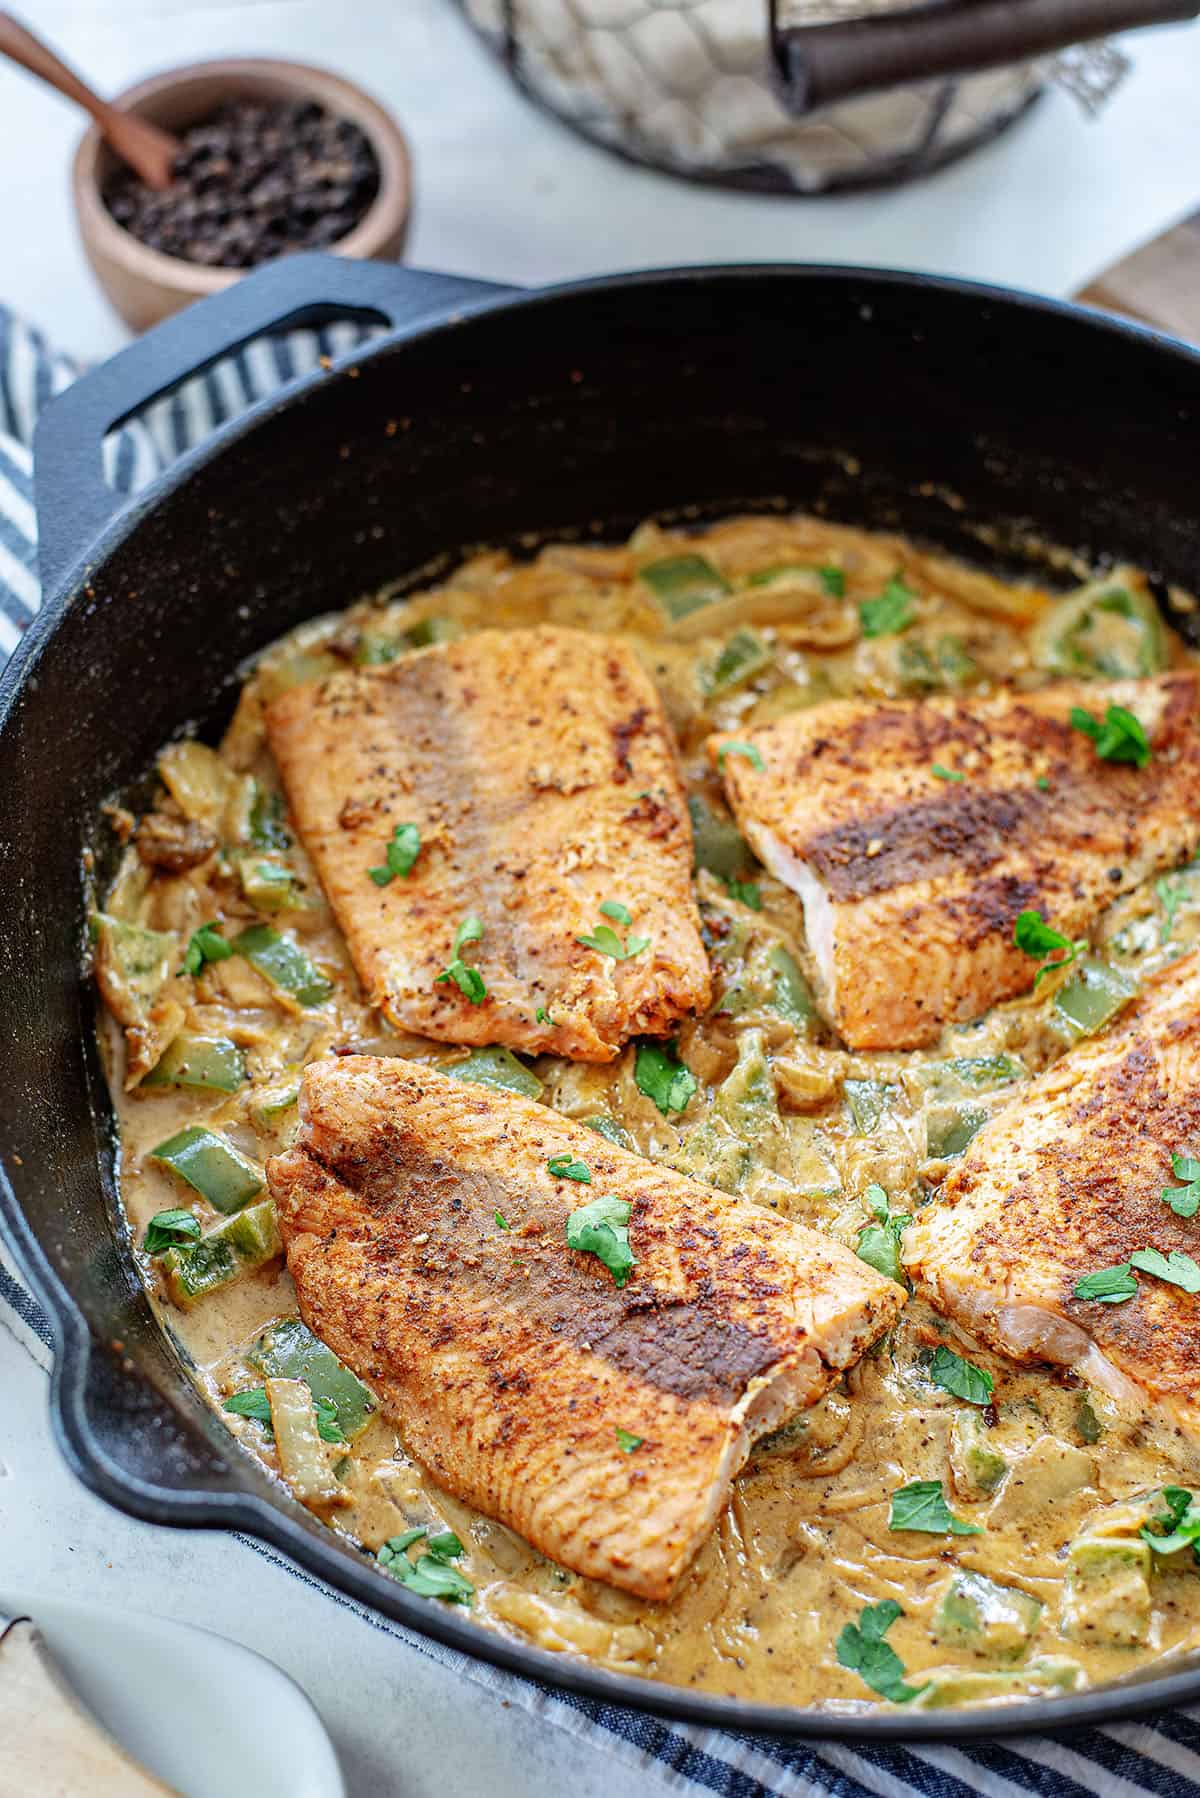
73;58;412;333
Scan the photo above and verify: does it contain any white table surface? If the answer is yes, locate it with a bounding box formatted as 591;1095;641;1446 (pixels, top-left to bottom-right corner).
5;5;1200;1795
6;2;1200;359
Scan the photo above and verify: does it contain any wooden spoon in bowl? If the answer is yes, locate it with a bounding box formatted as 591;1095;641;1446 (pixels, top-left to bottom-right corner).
0;10;180;189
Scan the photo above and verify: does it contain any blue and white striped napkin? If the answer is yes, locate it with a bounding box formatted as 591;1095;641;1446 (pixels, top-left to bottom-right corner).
4;301;1200;1798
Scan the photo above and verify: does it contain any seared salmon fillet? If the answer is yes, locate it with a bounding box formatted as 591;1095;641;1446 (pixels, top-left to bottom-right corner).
266;626;710;1062
711;673;1200;1049
904;955;1200;1439
267;1056;904;1599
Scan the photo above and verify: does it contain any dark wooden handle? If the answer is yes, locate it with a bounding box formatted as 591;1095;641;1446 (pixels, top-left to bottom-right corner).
0;9;114;125
771;0;1200;112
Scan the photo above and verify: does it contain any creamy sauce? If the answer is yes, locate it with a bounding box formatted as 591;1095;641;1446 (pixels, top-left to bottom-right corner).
96;514;1200;1711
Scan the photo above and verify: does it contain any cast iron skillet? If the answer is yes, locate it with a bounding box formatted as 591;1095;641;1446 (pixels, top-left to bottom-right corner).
5;254;1200;1741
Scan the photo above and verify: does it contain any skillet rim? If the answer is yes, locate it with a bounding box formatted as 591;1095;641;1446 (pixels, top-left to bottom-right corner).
6;259;1200;1742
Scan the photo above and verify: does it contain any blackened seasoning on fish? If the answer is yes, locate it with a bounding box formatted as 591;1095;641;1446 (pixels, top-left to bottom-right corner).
103;98;381;270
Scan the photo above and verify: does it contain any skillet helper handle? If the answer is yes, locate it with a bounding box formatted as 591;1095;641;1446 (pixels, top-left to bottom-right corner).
768;0;1200;112
33;254;515;599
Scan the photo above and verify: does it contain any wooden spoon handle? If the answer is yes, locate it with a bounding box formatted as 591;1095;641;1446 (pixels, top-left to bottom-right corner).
0;9;180;188
0;9;114;126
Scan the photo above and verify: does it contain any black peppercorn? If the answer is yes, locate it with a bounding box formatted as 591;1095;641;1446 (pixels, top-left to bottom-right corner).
103;97;381;269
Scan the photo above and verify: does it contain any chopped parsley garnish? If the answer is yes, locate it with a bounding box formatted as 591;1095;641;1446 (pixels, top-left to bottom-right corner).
726;879;762;909
577;920;650;961
1074;1263;1138;1303
426;1530;465;1560
222;1384;338;1441
929;1345;994;1406
377;1529;474;1605
183;921;233;976
1013;908;1086;984
1157;876;1188;944
836;1600;924;1704
494;1210;510;1231
143;1208;201;1255
634;1041;697;1115
565;1193;635;1288
369;822;421;886
1130;1246;1200;1293
1164;1149;1200;1219
1141;1487;1200;1558
547;1154;592;1183
859;574;916;639
383;1527;429;1553
615;1427;644;1454
535;1006;550;1024
600;900;632;926
818;565;845;598
1036;775;1052;791
716;740;764;772
223;1387;272;1425
855;1183;910;1285
436;915;487;1004
889;1478;982;1536
930;763;963;782
1069;702;1151;768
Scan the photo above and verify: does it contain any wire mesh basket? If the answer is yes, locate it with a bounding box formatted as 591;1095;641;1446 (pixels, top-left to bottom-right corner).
457;0;1193;193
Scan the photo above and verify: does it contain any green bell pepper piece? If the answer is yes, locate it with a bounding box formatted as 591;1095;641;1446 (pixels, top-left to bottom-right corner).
584;1115;635;1150
745;563;844;598
161;1199;281;1306
766;944;816;1029
405;616;460;649
897;634;976;692
150;1125;264;1215
678;1028;779;1194
845;1078;898;1134
445;1046;543;1100
639;553;730;620
248;1316;373;1441
1062;1536;1152;1647
354;634;400;665
249;786;291;850
233;923;332;1007
687;796;754;882
706;629;770;695
933;1570;1043;1659
142;1033;246;1094
1030;577;1167;679
237;857;306;914
250;1076;302;1131
919;1054;1025;1099
92;913;175;1016
910;1658;1083;1709
950;1409;1008;1499
926;1101;987;1161
1054;958;1137;1037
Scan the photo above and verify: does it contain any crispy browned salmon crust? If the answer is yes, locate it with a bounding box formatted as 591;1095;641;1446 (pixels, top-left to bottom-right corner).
905;955;1200;1439
266;627;711;1062
267;1057;904;1599
712;674;1200;1050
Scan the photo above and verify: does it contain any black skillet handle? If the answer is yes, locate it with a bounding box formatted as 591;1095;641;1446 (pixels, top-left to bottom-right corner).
33;254;516;600
768;0;1200;112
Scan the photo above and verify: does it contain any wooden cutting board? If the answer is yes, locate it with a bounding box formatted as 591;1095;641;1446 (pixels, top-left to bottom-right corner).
1075;210;1200;340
